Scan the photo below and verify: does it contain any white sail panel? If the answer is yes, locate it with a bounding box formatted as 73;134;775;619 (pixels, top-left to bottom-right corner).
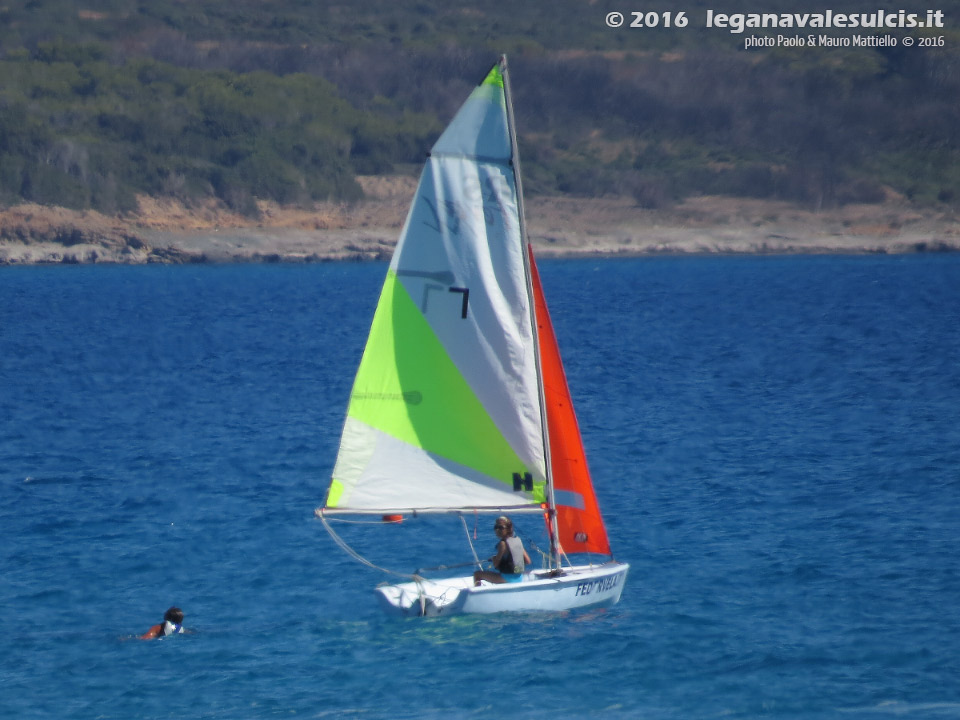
330;417;541;512
389;62;545;486
391;156;546;483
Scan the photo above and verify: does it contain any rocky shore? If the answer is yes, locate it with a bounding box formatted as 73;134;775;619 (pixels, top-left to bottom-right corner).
2;176;958;265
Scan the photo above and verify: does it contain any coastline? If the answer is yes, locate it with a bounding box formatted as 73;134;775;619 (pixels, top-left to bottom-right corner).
2;176;958;265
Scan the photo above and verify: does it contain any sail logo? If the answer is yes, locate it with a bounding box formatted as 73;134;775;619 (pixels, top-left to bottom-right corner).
420;176;513;238
512;472;534;492
574;572;623;597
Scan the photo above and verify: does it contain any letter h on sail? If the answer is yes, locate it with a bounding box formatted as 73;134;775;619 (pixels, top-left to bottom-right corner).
513;472;534;492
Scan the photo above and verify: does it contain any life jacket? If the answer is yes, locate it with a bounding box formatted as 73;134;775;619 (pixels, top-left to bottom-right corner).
496;536;526;574
162;620;183;636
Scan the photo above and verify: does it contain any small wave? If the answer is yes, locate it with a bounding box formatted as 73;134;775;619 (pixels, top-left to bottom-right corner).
22;476;65;485
22;474;108;485
839;701;960;716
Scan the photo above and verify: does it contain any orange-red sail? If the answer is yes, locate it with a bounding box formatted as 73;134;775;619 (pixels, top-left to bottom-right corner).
529;248;611;557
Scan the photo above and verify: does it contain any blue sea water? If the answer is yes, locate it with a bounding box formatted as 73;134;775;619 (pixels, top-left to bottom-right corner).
2;255;959;719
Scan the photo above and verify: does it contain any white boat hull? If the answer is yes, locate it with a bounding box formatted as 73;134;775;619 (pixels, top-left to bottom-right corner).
375;562;629;617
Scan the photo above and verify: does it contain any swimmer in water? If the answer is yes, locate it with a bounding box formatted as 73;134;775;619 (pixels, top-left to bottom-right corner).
140;607;185;639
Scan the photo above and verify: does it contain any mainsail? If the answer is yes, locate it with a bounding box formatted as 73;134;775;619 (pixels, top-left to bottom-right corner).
326;62;547;515
323;57;612;562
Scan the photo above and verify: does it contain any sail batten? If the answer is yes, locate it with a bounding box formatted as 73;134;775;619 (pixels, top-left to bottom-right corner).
428;152;511;164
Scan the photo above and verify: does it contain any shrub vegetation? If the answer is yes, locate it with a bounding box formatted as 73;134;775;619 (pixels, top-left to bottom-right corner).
1;0;957;212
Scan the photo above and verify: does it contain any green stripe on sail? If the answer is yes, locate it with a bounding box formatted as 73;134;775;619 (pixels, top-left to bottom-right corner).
482;64;504;89
326;479;345;508
347;269;541;500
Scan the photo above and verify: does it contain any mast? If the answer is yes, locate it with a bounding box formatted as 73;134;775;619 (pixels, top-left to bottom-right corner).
500;55;561;569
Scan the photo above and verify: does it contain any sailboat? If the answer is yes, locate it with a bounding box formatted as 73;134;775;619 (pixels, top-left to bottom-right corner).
316;55;628;617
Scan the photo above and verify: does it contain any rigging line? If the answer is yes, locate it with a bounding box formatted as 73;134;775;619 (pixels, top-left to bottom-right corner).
461;513;482;570
520;531;570;570
415;561;480;574
522;535;546;569
318;512;415;580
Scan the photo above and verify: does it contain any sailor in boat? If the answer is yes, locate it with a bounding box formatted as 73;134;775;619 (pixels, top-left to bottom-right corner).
473;516;532;586
140;606;185;639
